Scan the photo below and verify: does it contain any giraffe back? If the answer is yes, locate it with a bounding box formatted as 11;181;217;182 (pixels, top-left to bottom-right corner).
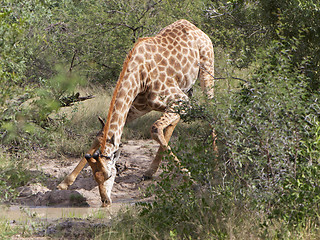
127;19;214;111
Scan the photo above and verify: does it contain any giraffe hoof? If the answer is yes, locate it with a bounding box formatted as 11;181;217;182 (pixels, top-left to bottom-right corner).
57;182;68;190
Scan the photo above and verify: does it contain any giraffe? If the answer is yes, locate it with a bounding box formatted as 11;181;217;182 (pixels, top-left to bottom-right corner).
57;19;215;206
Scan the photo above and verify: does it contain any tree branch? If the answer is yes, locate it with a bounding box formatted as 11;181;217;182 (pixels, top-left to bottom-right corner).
69;50;77;73
198;63;250;84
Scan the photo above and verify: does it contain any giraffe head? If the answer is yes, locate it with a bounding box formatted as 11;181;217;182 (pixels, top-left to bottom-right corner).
85;117;121;206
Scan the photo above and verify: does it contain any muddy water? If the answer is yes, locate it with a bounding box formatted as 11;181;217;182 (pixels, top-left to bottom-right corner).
0;199;136;222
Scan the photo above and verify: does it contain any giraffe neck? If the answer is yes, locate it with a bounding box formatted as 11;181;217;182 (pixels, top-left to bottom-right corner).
105;75;139;147
100;38;151;153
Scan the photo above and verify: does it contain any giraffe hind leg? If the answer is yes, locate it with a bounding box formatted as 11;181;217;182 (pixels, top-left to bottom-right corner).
146;111;193;181
144;115;180;179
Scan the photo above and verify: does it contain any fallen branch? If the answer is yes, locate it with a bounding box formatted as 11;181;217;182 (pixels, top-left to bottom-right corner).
59;93;95;107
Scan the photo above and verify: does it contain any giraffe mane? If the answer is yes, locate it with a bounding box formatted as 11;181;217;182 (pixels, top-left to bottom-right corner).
100;37;152;153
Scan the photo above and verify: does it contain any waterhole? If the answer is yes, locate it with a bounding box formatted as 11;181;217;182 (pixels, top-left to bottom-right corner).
0;199;137;222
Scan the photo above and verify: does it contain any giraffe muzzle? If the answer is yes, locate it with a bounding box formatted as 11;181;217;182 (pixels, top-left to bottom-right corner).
92;149;100;160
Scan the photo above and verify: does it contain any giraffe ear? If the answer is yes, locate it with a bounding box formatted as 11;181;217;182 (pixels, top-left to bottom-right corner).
98;116;105;129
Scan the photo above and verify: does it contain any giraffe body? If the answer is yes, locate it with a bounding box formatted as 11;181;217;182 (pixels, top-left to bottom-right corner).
57;19;214;206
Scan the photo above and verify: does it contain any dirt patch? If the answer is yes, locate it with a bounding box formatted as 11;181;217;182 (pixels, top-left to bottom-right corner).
14;139;159;208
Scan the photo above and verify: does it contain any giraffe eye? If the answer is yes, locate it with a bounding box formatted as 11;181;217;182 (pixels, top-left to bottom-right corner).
92;150;100;160
85;154;92;160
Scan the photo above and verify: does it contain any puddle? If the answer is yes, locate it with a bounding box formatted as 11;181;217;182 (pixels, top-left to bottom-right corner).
0;199;137;221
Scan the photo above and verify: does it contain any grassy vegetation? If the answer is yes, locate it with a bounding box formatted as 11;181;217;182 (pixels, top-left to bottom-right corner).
0;219;20;240
97;208;320;240
0;152;38;203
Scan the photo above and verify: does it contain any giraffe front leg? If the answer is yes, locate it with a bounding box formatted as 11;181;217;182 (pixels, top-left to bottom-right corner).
57;139;100;190
57;158;88;190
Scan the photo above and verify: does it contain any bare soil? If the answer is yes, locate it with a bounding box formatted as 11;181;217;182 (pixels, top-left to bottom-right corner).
15;139;159;208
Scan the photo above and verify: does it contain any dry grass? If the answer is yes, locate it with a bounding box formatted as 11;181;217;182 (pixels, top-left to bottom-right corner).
50;85;113;156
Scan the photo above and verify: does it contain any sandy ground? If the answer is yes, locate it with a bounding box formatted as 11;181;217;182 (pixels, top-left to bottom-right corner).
14;139;159;208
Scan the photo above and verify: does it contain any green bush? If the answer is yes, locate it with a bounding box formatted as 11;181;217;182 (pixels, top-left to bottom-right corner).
273;119;320;225
0;156;33;202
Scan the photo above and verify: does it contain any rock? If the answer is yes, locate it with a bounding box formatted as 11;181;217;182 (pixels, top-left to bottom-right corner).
38;190;89;207
17;183;50;197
